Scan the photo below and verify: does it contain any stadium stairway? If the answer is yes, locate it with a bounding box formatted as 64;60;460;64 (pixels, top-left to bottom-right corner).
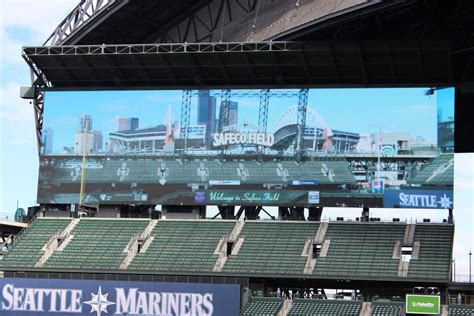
213;221;245;272
303;222;329;274
119;219;158;269
35;218;80;267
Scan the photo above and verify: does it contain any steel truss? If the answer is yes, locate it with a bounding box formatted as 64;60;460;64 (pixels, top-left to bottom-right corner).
33;90;45;155
151;0;260;43
258;89;270;133
44;0;124;46
296;88;309;161
180;90;192;151
24;41;317;56
219;89;231;132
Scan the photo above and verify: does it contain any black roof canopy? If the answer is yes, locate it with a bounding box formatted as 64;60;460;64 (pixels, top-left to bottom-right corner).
23;40;452;90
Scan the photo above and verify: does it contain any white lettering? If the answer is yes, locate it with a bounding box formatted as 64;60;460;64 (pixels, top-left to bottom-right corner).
2;283;13;310
13;287;24;310
136;291;148;314
70;290;82;313
180;293;191;316
148;292;161;315
212;132;274;147
203;293;214;316
23;288;36;311
116;287;137;313
191;293;203;315
167;293;179;314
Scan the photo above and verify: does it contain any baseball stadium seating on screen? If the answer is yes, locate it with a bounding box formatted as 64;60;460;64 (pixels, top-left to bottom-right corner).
40;157;356;185
0;218;453;283
409;154;454;185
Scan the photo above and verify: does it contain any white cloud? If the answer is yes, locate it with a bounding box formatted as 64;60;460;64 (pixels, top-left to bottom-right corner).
0;82;36;145
1;1;79;39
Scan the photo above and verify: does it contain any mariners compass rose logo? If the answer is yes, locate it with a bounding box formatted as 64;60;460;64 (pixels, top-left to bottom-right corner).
83;287;115;316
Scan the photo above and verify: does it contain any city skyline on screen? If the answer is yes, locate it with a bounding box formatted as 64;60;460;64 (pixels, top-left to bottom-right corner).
42;87;448;155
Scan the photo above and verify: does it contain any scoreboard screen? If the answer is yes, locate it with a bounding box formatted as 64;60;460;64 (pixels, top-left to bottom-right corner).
37;87;454;208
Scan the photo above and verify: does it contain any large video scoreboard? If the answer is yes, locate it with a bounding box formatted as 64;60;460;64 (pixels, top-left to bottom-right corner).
37;88;454;208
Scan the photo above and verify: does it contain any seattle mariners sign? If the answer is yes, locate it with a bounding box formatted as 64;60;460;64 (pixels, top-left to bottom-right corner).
0;278;240;316
384;189;453;209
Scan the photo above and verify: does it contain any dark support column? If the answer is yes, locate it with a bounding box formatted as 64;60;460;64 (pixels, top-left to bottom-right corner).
448;208;453;224
292;207;305;220
361;206;370;222
308;207;323;221
218;205;235;219
244;206;260;220
278;207;289;220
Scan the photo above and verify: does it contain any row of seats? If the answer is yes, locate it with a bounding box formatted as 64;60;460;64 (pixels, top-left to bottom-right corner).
129;220;235;272
223;221;318;274
40;159;356;184
0;218;71;267
44;219;149;269
314;223;406;277
409;154;454;185
241;297;283;316
0;219;453;281
448;304;474;315
288;299;362;316
370;301;404;316
408;224;454;280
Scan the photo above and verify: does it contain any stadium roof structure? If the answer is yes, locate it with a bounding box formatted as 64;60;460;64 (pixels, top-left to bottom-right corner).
23;40;452;89
22;0;474;152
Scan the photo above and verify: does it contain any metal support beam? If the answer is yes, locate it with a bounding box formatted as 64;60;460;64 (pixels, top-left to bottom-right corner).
296;88;309;161
180;90;192;152
33;89;45;155
219;89;231;132
258;88;270;132
43;0;124;46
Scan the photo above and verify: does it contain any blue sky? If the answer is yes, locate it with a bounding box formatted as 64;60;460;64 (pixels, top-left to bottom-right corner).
0;0;472;277
44;87;441;153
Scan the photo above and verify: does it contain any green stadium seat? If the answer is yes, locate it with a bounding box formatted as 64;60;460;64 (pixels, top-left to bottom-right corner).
222;221;318;274
241;297;284;316
129;220;235;272
371;301;404;316
44;219;149;270
0;218;71;268
313;222;406;278
448;304;474;315
288;299;362;316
